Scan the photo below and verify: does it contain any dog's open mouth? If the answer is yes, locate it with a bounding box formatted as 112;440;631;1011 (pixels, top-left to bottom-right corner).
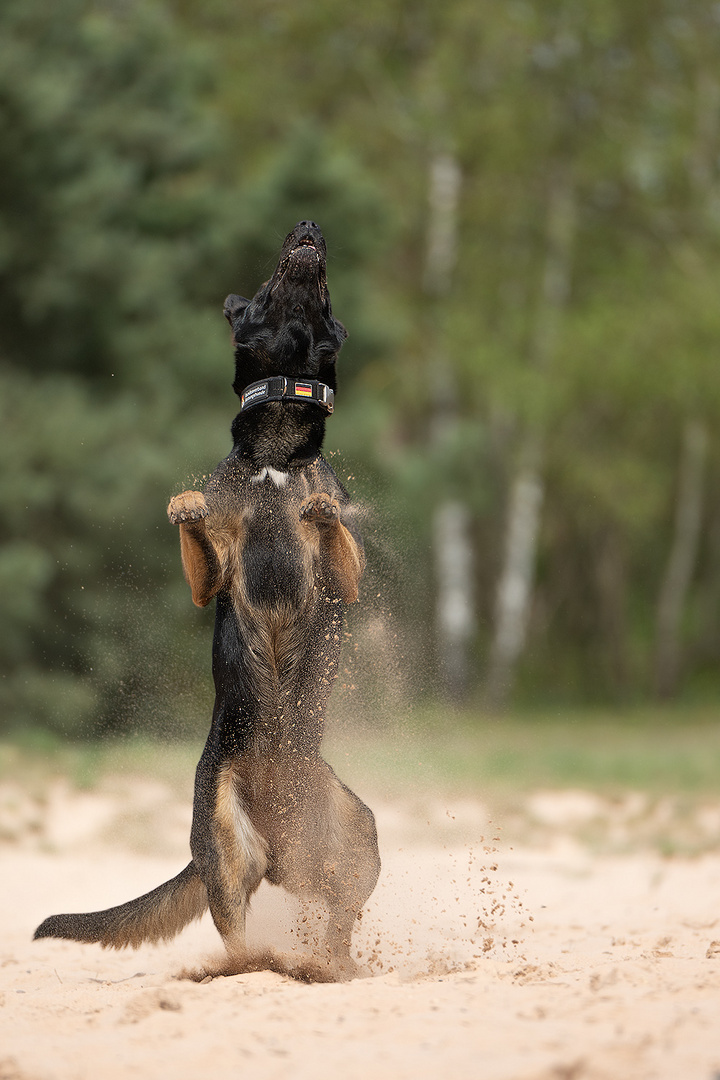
272;238;327;301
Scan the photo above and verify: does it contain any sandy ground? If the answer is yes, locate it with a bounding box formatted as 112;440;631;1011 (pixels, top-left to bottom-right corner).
1;776;720;1080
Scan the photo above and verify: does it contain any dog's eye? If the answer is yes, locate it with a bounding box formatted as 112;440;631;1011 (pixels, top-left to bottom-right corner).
294;305;303;314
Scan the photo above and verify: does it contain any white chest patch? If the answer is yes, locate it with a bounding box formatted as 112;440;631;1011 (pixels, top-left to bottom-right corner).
250;466;289;488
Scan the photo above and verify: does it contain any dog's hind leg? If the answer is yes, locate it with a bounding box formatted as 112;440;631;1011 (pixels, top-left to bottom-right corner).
269;760;380;979
318;772;380;974
190;756;268;958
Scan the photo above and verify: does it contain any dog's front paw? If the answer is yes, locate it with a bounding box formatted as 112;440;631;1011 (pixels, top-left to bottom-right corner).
167;490;208;525
300;493;340;526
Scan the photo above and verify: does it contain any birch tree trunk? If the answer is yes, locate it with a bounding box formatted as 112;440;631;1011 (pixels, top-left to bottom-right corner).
653;419;708;698
425;150;475;701
484;167;576;712
652;68;717;698
484;448;544;710
434;500;475;699
423;152;461;298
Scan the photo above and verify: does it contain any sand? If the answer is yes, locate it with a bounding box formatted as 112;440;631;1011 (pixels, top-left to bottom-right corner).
1;778;719;1080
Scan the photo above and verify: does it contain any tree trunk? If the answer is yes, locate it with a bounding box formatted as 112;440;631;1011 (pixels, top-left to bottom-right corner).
434;500;475;700
424;149;475;701
423;151;461;298
653;419;707;699
484;446;543;710
484;166;576;712
651;66;717;699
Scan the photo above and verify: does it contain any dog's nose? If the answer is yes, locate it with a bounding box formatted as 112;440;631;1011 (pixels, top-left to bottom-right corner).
295;220;322;246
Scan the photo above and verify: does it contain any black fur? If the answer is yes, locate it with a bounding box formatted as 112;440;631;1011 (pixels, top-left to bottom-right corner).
226;221;346;469
34;221;380;981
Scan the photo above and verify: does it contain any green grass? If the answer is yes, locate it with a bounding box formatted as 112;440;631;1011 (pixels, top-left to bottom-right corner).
0;730;202;797
2;703;720;800
2;705;719;856
325;703;720;799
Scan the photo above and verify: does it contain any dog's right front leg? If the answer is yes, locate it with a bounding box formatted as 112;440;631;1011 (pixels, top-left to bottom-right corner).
167;490;222;607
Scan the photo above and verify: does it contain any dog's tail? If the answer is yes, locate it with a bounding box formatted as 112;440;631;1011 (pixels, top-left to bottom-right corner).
33;861;208;949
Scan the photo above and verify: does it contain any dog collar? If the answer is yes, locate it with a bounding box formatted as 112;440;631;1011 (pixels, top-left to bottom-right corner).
239;376;334;414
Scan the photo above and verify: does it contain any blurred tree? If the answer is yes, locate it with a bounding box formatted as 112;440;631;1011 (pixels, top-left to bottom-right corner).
5;0;720;734
0;0;240;735
0;0;393;736
175;0;720;709
646;5;720;698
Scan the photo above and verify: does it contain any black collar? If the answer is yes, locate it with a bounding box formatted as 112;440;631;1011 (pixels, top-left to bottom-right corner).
239;376;334;414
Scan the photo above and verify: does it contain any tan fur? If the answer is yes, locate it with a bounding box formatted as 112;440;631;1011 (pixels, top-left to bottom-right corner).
299;492;365;603
168;490;224;607
210;764;268;954
227;752;378;970
167;479;365;615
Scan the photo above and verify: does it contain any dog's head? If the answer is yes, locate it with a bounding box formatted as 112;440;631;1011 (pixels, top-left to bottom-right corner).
225;221;347;397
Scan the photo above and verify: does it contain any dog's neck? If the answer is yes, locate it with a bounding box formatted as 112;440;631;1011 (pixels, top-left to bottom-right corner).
230;403;326;472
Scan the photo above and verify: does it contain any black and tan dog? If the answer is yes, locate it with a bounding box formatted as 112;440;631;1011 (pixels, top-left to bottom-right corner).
35;221;380;981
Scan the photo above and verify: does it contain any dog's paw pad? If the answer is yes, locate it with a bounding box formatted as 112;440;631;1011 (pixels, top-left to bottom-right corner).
167;490;208;524
300;494;339;525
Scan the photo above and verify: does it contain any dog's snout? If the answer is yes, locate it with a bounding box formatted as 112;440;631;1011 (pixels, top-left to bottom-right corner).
294;220;321;247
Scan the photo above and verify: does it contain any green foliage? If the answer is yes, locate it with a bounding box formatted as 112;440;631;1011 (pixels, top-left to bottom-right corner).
4;0;720;737
0;0;395;737
0;0;230;385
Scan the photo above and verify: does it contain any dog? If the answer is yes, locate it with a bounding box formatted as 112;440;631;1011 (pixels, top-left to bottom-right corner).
34;220;381;981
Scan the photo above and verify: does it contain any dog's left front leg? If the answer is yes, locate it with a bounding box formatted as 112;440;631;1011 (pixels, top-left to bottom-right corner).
300;494;365;603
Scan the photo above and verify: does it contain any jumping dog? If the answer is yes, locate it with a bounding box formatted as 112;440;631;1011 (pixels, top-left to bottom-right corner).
35;221;381;980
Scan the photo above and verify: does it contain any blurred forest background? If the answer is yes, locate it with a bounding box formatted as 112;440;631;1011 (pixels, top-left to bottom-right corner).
3;0;720;740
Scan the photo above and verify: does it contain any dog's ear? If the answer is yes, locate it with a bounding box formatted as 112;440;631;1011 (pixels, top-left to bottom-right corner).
223;294;250;325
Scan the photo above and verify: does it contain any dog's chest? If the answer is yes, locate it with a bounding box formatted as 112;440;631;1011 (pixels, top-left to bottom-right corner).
237;471;314;609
